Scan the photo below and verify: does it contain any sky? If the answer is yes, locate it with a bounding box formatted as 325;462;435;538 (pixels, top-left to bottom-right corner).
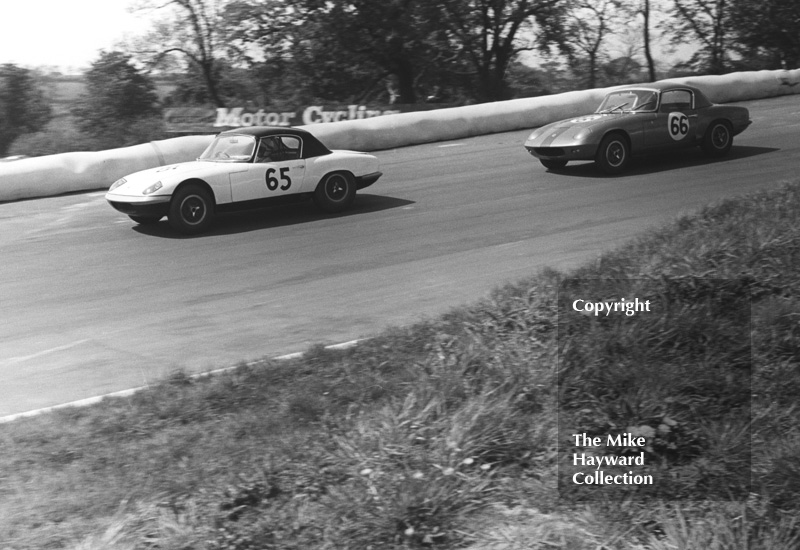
0;0;148;71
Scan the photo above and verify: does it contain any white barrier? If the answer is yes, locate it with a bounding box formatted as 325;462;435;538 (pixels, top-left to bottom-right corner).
663;68;800;103
0;136;214;202
311;69;800;151
307;88;607;152
1;69;798;203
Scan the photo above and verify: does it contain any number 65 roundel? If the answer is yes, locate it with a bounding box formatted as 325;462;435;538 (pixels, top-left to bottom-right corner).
266;167;292;191
668;112;689;141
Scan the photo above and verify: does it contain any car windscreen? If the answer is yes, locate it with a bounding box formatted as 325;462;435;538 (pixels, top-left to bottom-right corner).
198;135;256;161
596;90;658;113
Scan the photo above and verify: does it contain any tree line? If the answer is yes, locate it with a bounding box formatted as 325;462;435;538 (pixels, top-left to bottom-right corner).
2;0;798;157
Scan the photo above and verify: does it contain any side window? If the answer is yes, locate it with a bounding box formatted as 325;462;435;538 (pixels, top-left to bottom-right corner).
659;90;693;112
279;136;301;160
255;137;281;162
633;91;657;111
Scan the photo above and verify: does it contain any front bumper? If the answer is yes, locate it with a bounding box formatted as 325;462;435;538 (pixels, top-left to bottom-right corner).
524;143;598;162
106;193;171;218
355;171;382;190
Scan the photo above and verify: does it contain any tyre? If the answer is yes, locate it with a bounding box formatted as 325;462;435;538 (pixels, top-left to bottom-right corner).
541;159;568;170
595;133;630;175
314;172;356;213
168;184;214;234
129;215;162;225
701;120;732;157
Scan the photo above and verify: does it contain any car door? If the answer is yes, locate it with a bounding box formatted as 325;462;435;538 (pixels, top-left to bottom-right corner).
643;89;698;150
229;136;306;203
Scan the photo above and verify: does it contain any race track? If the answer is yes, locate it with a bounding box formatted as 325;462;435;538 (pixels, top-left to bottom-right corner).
1;94;798;417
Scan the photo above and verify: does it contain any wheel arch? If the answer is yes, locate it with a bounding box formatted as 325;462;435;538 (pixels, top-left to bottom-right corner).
709;117;733;130
599;129;632;150
318;168;355;183
173;178;217;205
699;117;732;138
314;168;355;192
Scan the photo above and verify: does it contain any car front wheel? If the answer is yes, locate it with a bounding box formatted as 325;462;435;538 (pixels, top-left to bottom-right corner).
702;121;733;157
595;133;630;175
541;159;568;170
169;184;214;234
314;172;356;213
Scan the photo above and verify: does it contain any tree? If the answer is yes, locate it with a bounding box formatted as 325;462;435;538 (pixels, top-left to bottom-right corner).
71;51;162;147
0;64;52;156
224;0;456;105
436;0;568;102
565;0;623;89
602;56;644;83
311;0;451;104
638;0;657;81
667;0;733;74
131;0;230;106
729;0;800;69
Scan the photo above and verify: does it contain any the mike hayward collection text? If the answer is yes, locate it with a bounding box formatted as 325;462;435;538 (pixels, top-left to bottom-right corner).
570;432;654;486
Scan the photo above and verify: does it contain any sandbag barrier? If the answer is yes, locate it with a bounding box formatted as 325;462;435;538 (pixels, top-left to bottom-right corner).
1;69;798;203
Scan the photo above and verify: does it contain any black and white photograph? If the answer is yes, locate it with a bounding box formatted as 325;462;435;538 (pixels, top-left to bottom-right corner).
1;0;799;548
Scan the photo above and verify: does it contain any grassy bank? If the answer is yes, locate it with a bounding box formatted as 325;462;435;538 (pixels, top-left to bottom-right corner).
3;182;800;549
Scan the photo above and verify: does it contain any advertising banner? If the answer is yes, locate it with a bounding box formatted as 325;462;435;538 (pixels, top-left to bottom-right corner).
164;104;453;133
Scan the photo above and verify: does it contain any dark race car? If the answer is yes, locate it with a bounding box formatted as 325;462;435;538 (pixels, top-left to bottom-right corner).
524;83;752;174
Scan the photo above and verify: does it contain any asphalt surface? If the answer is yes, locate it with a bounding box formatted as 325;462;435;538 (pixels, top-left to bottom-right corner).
1;94;798;417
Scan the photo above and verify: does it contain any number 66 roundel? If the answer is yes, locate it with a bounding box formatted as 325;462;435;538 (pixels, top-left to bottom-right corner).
668;112;689;141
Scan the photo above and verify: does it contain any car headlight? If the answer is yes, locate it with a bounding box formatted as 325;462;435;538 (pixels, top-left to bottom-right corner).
143;181;163;195
109;177;127;191
527;129;543;141
575;128;593;141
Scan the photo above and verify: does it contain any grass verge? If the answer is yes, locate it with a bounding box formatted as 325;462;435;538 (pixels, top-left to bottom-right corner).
3;181;800;549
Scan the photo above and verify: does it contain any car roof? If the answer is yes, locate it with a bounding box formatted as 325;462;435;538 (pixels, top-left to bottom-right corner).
219;126;310;139
609;83;712;107
614;82;700;93
218;126;332;158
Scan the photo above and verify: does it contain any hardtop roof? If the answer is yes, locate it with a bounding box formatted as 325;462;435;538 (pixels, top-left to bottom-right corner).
610;82;712;107
218;126;332;158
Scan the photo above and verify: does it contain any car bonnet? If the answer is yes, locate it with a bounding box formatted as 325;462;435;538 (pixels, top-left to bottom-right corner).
110;161;222;195
527;113;629;145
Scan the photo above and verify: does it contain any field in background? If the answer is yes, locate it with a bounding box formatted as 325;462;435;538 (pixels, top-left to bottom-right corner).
4;76;178;157
41;75;178;116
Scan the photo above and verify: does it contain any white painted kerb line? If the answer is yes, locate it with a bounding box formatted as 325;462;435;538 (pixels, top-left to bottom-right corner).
0;339;364;424
3;339;90;366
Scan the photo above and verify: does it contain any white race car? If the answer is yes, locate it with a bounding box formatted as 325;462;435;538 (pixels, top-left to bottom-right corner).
106;126;382;233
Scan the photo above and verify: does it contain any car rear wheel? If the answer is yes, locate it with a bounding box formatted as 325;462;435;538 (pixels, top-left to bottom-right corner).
169;184;214;234
129;215;162;225
596;133;629;175
541;159;568;170
314;172;356;213
701;121;733;157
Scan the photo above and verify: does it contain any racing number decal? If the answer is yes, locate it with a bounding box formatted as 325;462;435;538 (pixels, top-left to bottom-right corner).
266;167;292;191
668;112;689;141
